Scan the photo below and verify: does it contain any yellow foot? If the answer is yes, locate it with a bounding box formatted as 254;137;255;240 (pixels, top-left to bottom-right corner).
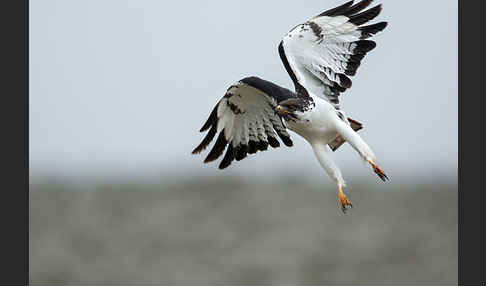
369;160;389;181
338;186;353;213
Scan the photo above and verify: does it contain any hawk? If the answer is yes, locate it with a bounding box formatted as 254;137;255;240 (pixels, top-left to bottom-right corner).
192;0;389;212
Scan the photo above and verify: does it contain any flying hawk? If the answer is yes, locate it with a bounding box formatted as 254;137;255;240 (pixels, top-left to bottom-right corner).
192;0;388;213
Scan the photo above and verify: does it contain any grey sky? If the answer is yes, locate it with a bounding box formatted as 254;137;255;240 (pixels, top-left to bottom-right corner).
30;0;457;183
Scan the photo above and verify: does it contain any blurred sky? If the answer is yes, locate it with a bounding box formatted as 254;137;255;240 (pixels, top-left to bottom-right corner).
29;0;457;183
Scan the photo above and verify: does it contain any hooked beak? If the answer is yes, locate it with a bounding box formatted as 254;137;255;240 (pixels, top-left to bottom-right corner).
276;105;292;115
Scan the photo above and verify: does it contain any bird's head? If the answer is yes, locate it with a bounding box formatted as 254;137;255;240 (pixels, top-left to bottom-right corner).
275;98;306;119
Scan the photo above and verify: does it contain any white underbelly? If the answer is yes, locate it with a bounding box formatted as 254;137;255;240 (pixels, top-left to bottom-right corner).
283;100;339;144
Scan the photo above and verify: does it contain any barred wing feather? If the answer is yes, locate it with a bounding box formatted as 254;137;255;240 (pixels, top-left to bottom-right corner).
192;77;295;169
279;0;387;109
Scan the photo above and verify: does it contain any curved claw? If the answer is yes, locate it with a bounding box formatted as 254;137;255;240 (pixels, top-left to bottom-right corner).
338;186;353;214
340;200;353;214
369;161;389;181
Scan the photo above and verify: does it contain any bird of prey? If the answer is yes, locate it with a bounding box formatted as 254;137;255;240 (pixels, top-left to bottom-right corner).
192;0;388;213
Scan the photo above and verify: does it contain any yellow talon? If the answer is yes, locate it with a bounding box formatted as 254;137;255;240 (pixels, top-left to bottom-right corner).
368;160;389;181
338;186;353;213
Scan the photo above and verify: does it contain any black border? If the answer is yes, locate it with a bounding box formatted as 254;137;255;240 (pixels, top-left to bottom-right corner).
458;2;463;285
2;0;29;284
457;1;461;285
7;1;465;285
459;1;483;285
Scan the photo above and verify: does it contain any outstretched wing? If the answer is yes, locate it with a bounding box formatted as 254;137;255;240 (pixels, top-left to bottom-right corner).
192;77;295;169
279;0;387;109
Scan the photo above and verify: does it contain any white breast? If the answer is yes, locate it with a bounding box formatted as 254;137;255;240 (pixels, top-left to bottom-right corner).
284;96;340;144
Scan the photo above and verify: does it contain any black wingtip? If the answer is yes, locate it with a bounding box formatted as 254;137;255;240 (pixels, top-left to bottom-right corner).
204;132;228;163
281;136;293;147
338;74;352;89
344;0;374;17
317;1;354;17
234;144;248;161
354;40;377;53
359;21;388;39
248;140;258;154
257;141;269;151
192;124;217;155
268;136;280;148
199;104;218;132
317;0;382;20
218;144;234;169
348;4;382;26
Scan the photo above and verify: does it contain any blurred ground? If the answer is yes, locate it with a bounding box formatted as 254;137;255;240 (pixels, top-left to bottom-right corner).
30;175;457;286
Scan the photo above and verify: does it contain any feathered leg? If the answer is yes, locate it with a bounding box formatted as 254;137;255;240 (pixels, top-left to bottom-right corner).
334;119;389;181
312;143;353;213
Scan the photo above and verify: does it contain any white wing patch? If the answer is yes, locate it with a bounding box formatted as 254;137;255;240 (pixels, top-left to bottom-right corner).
221;83;291;147
280;1;387;108
192;81;293;169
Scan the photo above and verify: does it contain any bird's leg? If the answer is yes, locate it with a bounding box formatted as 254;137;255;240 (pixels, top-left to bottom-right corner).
338;185;353;213
311;142;351;213
368;160;389;181
333;119;389;182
